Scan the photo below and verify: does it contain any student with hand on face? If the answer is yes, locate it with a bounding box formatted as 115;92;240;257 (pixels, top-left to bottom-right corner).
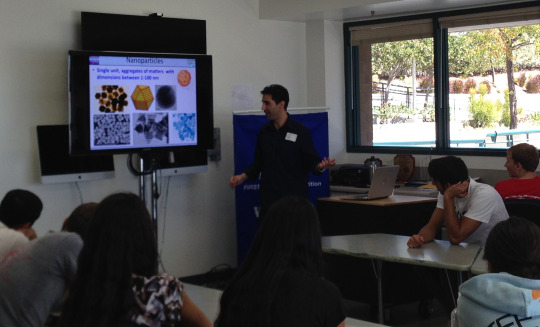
407;156;508;248
406;156;509;316
495;143;540;200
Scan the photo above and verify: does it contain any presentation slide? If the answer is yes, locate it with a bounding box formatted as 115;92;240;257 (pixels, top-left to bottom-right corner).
88;55;198;150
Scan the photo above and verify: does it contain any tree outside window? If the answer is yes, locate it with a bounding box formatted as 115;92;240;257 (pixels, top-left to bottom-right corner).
345;5;540;153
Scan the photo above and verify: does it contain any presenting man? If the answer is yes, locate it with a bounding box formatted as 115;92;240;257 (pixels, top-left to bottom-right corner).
230;84;335;217
495;143;540;200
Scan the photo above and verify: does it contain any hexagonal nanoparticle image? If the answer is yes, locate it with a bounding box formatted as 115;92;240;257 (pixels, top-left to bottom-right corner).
94;85;130;113
155;85;177;111
93;114;131;146
170;113;196;143
131;85;154;110
133;113;169;146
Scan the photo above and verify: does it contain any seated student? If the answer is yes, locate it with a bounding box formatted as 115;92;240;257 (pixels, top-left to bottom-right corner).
0;202;97;327
406;156;508;316
216;196;346;327
495;143;540;200
407;156;508;247
0;189;43;259
58;193;212;327
456;216;540;326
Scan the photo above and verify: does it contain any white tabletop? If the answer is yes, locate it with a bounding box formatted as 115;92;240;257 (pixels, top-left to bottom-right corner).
345;317;389;326
321;194;437;207
471;247;489;275
331;185;439;198
183;283;389;326
322;233;481;271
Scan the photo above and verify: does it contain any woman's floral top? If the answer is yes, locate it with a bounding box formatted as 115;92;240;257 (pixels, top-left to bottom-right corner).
131;274;184;327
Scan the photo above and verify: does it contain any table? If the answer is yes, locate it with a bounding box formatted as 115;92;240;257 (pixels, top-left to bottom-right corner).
331;185;440;198
322;233;481;324
471;248;488;275
325;194;437;206
317;195;438;308
317;195;437;236
183;283;390;326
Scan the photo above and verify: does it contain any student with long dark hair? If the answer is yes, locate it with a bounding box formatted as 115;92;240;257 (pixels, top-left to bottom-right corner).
216;196;345;327
456;216;540;326
58;192;211;327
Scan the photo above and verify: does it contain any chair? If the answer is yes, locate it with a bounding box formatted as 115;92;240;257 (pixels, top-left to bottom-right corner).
504;198;540;226
451;308;459;327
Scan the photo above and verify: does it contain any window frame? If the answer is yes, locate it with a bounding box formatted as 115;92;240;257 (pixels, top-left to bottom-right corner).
344;1;540;157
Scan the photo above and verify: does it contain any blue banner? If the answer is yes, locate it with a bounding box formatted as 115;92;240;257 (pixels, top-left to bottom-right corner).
232;111;330;264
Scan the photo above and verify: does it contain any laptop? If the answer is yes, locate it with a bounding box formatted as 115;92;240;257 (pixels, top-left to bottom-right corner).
343;165;400;201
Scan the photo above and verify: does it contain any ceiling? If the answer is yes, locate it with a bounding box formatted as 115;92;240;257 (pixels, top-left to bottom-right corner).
259;0;535;22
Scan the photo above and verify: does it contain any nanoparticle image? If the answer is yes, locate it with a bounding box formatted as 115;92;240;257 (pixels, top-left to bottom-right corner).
133;113;169;146
94;85;129;113
171;113;196;143
177;70;191;87
131;85;154;110
93;114;131;146
155;85;177;111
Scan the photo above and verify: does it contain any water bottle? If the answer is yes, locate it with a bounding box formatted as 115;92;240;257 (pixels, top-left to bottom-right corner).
367;156;378;183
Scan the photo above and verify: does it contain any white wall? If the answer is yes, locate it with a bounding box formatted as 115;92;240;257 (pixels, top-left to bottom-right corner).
0;0;509;278
0;0;308;277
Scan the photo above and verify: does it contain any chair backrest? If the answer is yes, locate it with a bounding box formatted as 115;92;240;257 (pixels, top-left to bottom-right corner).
504;198;540;227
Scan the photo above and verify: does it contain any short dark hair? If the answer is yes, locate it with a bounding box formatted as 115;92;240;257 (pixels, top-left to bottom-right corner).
428;156;468;186
0;189;43;228
261;84;289;110
484;216;540;279
62;202;98;241
509;143;539;172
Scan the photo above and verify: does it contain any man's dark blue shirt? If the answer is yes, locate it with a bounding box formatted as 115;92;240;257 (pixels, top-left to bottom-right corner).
243;114;322;214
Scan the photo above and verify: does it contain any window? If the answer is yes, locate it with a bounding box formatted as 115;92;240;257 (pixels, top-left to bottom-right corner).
345;3;540;155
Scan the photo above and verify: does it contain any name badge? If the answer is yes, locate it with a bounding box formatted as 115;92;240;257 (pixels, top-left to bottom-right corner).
285;132;297;142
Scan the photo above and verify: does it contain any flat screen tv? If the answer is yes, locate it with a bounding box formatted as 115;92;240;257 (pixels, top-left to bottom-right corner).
37;124;115;184
68;50;213;156
81;12;206;54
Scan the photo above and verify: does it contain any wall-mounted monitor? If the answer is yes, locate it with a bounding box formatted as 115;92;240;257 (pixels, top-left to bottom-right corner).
68;50;214;156
36;124;115;184
79;12;210;173
81;12;206;54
